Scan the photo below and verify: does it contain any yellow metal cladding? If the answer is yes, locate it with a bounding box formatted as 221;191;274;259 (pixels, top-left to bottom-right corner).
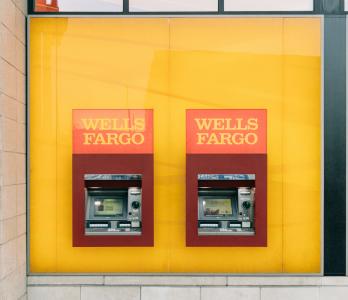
29;17;321;273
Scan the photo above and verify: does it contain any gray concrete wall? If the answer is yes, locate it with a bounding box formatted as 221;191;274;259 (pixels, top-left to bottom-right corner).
0;0;27;299
27;276;348;300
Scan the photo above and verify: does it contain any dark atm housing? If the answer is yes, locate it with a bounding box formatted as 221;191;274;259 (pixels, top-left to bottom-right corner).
198;174;255;236
84;174;142;235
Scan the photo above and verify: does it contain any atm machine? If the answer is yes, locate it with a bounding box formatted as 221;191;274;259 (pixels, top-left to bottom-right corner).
72;109;154;247
84;174;142;236
186;109;267;247
197;174;256;236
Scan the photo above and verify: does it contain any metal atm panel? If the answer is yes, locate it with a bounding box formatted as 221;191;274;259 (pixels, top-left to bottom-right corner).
197;174;255;236
84;174;142;236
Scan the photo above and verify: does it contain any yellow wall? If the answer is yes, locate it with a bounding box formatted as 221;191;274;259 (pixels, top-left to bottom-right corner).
29;17;321;273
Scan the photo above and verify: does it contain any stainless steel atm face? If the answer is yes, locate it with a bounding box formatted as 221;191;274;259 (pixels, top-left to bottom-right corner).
84;174;142;236
198;174;255;236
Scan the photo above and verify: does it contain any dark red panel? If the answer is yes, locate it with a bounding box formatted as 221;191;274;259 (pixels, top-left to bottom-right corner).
186;154;267;247
73;154;153;247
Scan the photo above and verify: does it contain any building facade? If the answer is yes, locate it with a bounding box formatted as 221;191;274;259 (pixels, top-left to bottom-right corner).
0;0;348;299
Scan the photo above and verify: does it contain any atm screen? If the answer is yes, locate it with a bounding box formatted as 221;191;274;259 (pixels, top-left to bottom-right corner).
203;198;233;217
94;198;123;217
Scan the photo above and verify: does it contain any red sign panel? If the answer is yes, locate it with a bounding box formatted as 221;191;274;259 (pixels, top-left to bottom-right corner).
73;109;153;154
186;109;267;154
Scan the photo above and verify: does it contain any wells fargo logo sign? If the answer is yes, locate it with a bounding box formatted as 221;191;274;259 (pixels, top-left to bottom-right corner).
186;109;267;154
73;109;153;154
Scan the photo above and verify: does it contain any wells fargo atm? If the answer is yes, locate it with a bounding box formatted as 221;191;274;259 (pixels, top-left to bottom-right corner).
197;174;256;236
72;109;154;247
186;109;267;246
84;174;142;236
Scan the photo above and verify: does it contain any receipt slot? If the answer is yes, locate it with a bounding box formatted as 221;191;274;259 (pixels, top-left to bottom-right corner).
186;109;267;247
72;109;153;247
